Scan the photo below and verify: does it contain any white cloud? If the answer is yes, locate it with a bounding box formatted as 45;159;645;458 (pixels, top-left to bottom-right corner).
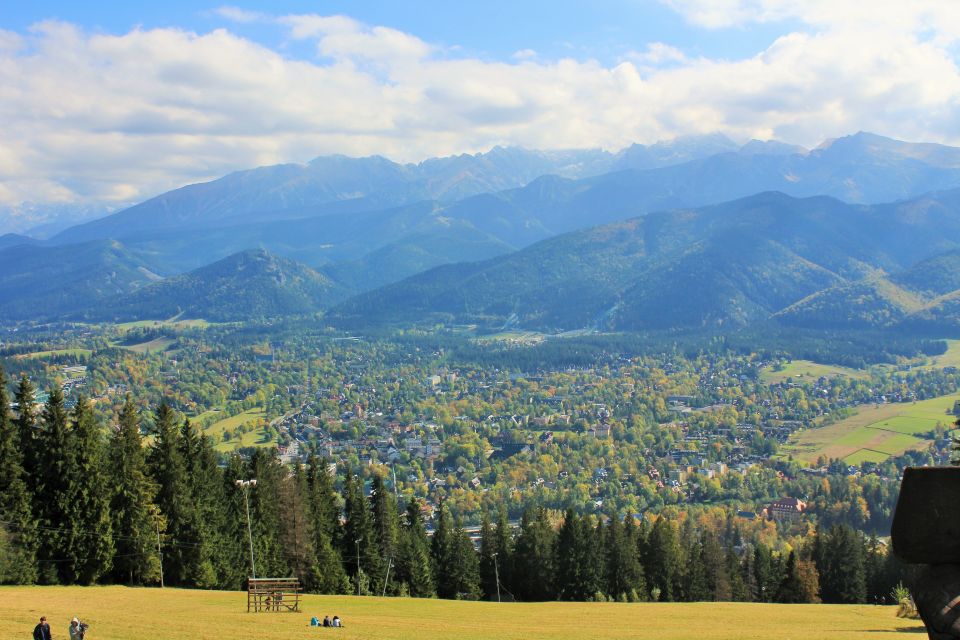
1;6;960;223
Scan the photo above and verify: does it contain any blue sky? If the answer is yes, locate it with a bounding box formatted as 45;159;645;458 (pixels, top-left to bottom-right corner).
1;1;800;63
1;1;960;232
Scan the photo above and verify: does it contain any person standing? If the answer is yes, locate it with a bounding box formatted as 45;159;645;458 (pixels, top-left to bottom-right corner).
33;616;52;640
68;618;83;640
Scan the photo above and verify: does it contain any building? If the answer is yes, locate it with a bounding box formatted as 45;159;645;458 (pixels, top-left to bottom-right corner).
766;497;807;520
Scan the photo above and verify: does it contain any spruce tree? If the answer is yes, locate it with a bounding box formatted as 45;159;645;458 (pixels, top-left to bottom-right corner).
512;507;556;601
370;474;399;593
605;515;645;601
816;524;866;604
65;396;114;584
281;463;322;591
35;387;73;583
395;499;434;597
448;522;481;600
0;367;38;583
14;376;39;487
180;419;228;587
342;473;383;594
701;530;730;601
479;510;499;600
305;456;348;594
493;505;514;595
555;509;582;600
109;396;161;585
147;400;192;585
431;499;456;598
643;517;680;601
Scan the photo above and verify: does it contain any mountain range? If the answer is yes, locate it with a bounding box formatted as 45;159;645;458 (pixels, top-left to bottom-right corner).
2;131;960;334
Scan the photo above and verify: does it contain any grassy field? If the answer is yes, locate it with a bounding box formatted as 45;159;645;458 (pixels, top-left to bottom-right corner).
119;336;177;354
114;318;211;331
781;391;960;464
13;348;93;360
759;360;868;385
917;339;960;369
204;408;273;451
0;586;924;640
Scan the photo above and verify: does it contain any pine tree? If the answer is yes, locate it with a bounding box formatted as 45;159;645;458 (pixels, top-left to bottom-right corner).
555;509;582;600
65;396;114;584
448;522;481;600
0;367;37;583
752;543;780;602
493;505;514;595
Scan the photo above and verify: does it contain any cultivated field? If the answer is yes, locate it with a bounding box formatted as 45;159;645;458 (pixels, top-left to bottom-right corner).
0;586;924;640
781;392;960;464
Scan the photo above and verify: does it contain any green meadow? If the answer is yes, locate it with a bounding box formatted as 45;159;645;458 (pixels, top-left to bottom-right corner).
0;586;923;640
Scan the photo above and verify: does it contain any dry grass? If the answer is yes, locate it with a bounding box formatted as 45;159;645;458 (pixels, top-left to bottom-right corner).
0;586;925;640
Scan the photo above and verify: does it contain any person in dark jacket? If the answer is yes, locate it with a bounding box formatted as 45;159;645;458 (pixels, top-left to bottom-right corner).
33;616;52;640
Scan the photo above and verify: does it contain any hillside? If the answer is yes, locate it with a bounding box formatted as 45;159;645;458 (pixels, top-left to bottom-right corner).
331;191;960;331
0;240;161;321
95;249;340;322
0;586;922;640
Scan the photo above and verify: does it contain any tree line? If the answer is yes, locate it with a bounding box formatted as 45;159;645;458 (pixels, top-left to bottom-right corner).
0;368;902;603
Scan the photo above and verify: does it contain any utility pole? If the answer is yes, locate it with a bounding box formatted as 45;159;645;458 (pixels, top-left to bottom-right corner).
355;538;362;596
152;507;164;588
236;479;258;579
382;557;393;597
493;552;501;603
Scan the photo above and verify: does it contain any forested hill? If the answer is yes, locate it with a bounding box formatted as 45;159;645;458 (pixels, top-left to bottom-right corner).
331;190;960;332
92;249;341;322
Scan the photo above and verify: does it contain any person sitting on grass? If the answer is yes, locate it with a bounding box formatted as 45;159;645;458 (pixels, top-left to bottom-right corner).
332;616;342;628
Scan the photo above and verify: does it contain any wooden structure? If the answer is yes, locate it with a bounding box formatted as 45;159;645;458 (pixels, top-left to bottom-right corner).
247;577;301;612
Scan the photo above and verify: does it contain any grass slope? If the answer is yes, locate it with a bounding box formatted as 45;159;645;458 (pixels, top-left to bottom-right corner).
781;391;960;463
0;586;923;640
759;360;868;385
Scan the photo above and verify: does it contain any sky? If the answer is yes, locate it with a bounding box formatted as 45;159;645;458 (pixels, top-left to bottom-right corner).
2;0;960;229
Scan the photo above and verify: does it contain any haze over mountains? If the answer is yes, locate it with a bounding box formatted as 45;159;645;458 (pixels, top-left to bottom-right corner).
3;131;960;334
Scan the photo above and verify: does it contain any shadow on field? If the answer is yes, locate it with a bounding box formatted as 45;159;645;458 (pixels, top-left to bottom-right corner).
862;627;926;634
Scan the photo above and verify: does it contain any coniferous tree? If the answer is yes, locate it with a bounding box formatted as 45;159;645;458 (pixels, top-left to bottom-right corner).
14;376;39;488
395;499;434;597
448;522;481;600
0;367;38;583
726;544;748;602
304;457;348;594
109;396;161;585
370;474;399;594
280;463;322;590
493;505;514;595
180;420;228;587
478;510;499;600
701;530;730;601
512;507;556;601
752;543;780;602
431;499;456;598
605;515;645;601
342;474;382;594
643;517;680;601
555;509;583;600
64;396;114;584
248;448;290;581
219;455;254;590
777;550;820;603
35;387;73;583
147;400;192;585
816;524;866;604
